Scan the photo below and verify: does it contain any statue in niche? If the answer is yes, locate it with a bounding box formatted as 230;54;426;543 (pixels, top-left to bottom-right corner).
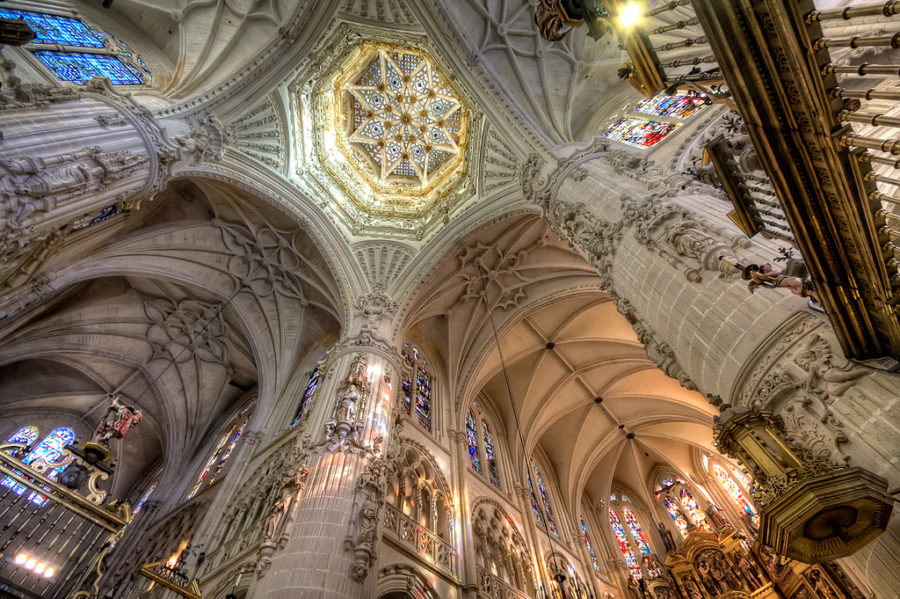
758;545;785;582
93;394;142;446
705;502;730;531
682;576;704;599
808;568;839;599
658;522;676;553
732;550;764;590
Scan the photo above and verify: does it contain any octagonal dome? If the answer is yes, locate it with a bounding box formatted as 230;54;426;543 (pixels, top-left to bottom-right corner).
310;41;473;226
338;45;467;196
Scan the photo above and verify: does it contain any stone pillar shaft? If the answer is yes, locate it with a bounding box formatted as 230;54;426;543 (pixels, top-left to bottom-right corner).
250;346;397;599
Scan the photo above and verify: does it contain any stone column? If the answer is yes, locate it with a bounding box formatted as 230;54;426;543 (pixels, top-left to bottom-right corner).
249;337;401;599
523;145;900;598
0;62;227;298
571;520;603;599
449;428;478;599
514;482;552;597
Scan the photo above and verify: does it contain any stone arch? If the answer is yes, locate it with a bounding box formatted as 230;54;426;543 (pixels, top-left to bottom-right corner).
471;498;536;596
375;564;440;599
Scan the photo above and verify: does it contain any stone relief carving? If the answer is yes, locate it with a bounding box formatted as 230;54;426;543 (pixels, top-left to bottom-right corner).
632;320;698;391
346;452;392;582
215;219;310;300
311;355;374;453
0;54;81;110
0;147;148;231
353;241;414;290
748;334;869;465
163;113;228;165
144;298;228;365
226;96;285;170
256;458;310;577
356;286;397;331
621;195;749;283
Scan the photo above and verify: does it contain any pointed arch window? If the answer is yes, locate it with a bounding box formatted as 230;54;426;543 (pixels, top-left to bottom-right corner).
466;400;503;490
2;426;75;504
622;506;651;555
532;463;558;537
401;343;433;432
187;411;250;499
291;365;321;429
466;409;481;474
711;462;759;527
528;476;545;528
580;515;601;572
655;476;712;537
0;8;151;85
609;507;640;578
130;480;157;520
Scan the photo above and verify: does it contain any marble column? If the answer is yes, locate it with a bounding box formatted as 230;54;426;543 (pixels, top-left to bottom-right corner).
249;339;401;599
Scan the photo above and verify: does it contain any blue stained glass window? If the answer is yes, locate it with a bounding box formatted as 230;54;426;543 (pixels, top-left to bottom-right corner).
33;51;143;85
291;367;320;428
662;495;689;538
679;487;712;531
2;427;75;504
6;426;38;450
533;464;558;537
466;410;481;474
622;506;652;555
527;475;545;528
0;9;105;48
581;515;600;571
400;343;432;432
415;367;432;431
605;118;678;149
610;507;640;578
131;481;157;519
482;420;501;489
636;91;708;119
187;413;249;499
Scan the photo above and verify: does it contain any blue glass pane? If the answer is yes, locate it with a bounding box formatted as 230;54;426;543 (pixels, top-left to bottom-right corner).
534;464;558;537
0;9;105;47
33;51;143;85
291;367;320;428
466;410;481;474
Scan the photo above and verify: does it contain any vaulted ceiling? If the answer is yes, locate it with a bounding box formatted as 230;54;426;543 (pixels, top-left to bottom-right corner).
404;214;719;516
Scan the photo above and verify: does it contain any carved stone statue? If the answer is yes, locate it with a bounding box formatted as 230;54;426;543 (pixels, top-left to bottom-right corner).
791;334;868;399
658;522;676;553
93;394;142;445
682;575;704;599
706;502;730;531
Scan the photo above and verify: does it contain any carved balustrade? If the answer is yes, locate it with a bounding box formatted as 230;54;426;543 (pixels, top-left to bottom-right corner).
382;502;456;576
477;566;532;599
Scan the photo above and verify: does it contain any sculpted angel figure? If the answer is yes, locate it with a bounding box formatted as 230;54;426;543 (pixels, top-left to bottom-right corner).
792;334;868;399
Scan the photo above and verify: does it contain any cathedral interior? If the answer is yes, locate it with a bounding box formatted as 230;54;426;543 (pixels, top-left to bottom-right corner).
0;0;898;598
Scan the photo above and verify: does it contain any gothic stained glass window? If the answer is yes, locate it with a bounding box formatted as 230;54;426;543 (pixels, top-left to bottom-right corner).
679;488;712;531
580;515;600;571
33;51;143;85
605;118;678;149
187;414;249;499
6;426;38;450
131;481;157;519
0;9;105;47
400;344;433;432
291;367;320;428
2;427;75;503
636;91;708;119
609;507;640;578
622;506;651;555
482;420;501;489
533;464;559;537
466;409;481;474
713;463;759;527
528;474;545;528
662;495;689;538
